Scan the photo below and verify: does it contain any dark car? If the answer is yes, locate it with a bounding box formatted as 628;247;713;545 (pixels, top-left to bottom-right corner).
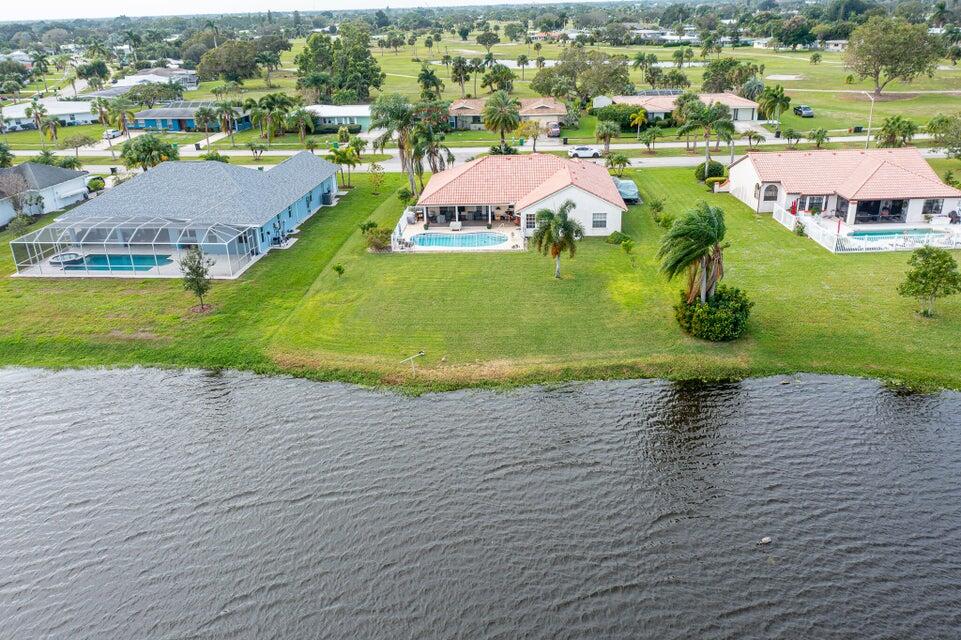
793;105;814;118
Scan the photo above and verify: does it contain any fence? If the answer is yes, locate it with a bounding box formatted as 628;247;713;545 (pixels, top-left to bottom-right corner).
390;207;413;252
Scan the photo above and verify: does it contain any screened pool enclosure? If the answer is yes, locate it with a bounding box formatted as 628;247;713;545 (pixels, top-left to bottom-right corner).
11;216;260;278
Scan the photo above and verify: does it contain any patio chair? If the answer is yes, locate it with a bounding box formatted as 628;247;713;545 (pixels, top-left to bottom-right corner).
450;221;463;231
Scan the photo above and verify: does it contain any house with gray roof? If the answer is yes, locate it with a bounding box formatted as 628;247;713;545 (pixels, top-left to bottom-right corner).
132;101;252;133
10;152;340;279
1;163;90;227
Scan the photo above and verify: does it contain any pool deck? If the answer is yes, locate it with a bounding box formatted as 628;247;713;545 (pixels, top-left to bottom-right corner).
397;220;526;253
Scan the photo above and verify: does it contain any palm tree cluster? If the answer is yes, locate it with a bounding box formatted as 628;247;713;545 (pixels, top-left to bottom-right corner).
676;100;735;177
246;93;301;146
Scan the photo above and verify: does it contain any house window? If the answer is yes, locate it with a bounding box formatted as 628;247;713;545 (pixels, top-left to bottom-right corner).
798;195;825;213
923;199;944;216
762;185;778;202
592;212;607;229
525;213;536;229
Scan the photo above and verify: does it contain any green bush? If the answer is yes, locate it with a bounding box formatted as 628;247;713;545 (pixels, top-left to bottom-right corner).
86;176;105;192
606;230;630;244
594;103;642;131
674;285;753;341
314;123;362;135
365;227;392;251
694;160;725;182
656;211;676;229
704;176;727;189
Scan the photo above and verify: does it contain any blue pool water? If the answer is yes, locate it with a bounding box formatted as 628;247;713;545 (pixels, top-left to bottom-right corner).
63;254;173;272
411;232;508;248
849;228;945;239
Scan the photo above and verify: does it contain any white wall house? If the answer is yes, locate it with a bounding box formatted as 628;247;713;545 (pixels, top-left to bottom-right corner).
412;153;626;238
594;93;759;122
114;68;198;89
2;99;99;130
0;164;90;227
725;149;961;228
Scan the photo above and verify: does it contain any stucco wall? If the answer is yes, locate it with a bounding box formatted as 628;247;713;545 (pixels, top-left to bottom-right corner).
517;185;623;238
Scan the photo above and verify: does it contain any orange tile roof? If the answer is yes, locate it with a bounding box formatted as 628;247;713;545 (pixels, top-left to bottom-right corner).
735;148;961;200
448;97;567;118
416;153;626;210
610;92;758;112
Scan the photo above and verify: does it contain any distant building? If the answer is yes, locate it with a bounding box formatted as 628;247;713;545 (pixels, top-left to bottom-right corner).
447;97;567;130
822;39;848;52
305;104;372;131
0;50;33;68
3;99;99;130
131;101;251;133
593;93;759;122
0;163;90;227
114;68;199;90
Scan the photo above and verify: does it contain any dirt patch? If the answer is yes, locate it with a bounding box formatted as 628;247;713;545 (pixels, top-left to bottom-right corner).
107;329;164;341
766;74;804;81
189;304;215;315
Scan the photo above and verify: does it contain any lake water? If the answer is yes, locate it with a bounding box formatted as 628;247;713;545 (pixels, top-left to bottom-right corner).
2;368;960;638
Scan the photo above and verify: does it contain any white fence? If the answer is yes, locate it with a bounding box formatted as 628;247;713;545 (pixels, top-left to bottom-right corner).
772;205;961;253
390;207;414;252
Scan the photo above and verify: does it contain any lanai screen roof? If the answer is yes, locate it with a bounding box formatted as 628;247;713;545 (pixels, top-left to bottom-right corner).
11;215;249;246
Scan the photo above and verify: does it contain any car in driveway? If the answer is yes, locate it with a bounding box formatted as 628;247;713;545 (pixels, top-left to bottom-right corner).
793;105;814;118
613;177;640;204
546;122;561;138
568;146;601;159
102;129;123;140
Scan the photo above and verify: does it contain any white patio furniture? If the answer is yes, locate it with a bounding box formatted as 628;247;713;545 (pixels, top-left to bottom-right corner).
450;221;463;231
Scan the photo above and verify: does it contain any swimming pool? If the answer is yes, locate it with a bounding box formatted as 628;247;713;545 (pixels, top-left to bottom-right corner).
62;254;173;272
411;232;508;249
848;228;946;239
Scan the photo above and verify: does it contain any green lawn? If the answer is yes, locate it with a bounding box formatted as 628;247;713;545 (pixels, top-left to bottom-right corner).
211;127;344;150
2;166;960;390
3;124;106;150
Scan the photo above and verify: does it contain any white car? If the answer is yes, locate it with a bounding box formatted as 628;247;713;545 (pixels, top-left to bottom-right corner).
102;129;122;140
568;146;600;159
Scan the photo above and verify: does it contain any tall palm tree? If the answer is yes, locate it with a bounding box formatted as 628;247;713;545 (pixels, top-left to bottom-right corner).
482;90;520;145
629;109;647;139
441;54;452;76
25;99;47;147
516;54;529;79
194;106;216;147
40;116;60;143
286;107;315;144
677;101;733;177
657;201;727;303
214;102;237;146
297;71;331;103
530;199;585;279
417;64;444;100
30;51;50;93
256;51;281;87
371;93;418;193
108;98;137;140
470;58;483;95
595;120;620;155
411;122;455;188
451;56;470;96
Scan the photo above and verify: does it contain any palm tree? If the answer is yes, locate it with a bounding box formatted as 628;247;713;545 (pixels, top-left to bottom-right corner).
629;109;647;139
672;49;685;68
441;54;452;76
657;201;727;304
451;56;470;96
40;116;60;143
677;101;733;177
256;51;281;88
30;51;50;93
757;85;790;129
194;106;216;147
672;91;701;151
875;115;919;148
632;51;658;73
411;122;455;188
516;54;529;79
214;102;237;146
25;99;47;147
297;71;331;103
529;199;585;279
417;64;444;100
108;98;137;140
286;107;315;144
640;127;660;152
482;90;520;145
595;120;620;156
606;152;629;176
371;93;418;193
807;128;829;149
470;58;483;95
329;146;359;187
745;131;764;148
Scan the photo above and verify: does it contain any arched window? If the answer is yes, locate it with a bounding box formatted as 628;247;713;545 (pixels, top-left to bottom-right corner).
763;185;778;202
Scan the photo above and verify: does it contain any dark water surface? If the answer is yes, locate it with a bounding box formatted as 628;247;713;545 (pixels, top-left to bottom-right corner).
2;368;961;639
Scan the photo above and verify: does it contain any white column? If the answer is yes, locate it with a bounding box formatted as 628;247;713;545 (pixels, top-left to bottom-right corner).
846;201;857;226
488;206;492;224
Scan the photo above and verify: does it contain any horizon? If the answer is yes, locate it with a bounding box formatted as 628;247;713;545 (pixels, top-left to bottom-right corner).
1;0;617;24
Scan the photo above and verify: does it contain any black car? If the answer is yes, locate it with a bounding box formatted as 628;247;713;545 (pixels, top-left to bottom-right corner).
793;105;814;118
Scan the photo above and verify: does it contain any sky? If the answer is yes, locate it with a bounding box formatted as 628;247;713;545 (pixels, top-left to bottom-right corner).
1;0;604;23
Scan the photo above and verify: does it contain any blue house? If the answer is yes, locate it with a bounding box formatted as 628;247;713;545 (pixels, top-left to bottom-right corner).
10;153;340;278
132;101;252;133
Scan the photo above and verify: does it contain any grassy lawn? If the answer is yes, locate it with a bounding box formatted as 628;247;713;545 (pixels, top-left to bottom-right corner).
2;124;106;149
2;166;960;390
211;127;344;150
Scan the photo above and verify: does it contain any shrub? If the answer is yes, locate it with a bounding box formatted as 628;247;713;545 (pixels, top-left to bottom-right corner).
365;227;392;251
704;176;727;190
793;219;807;236
656;211;676;229
489;143;518;155
314;124;361;135
694;160;725;182
86;176;105;192
606;230;630;244
674;285;753;341
594;103;641;130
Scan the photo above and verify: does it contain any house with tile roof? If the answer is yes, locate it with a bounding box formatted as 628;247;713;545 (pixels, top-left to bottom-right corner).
0;163;90;227
448;97;567;131
410;153;626;238
10;153;340;278
726;148;961;228
592;93;759;122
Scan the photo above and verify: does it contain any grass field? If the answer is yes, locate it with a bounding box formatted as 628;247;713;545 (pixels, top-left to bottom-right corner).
1;165;959;390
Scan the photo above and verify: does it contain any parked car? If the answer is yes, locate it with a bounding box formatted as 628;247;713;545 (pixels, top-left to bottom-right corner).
546;122;561;138
102;129;122;140
793;105;814;118
568;146;601;159
613;177;640;204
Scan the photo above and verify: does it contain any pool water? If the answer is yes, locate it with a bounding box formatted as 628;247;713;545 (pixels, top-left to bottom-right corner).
848;228;945;239
411;231;508;248
63;254;173;272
